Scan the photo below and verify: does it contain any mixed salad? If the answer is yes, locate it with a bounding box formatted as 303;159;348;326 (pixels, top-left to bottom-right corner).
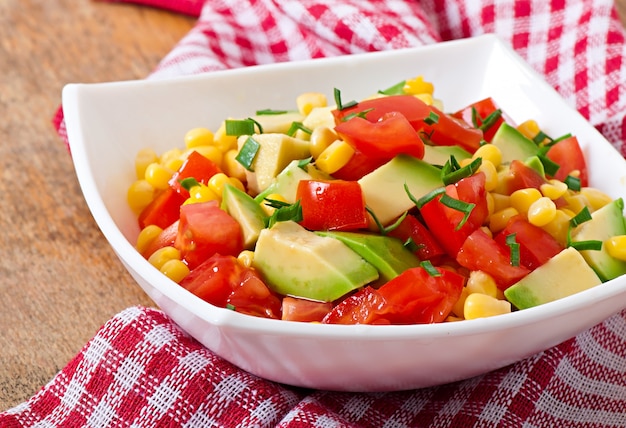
127;76;626;325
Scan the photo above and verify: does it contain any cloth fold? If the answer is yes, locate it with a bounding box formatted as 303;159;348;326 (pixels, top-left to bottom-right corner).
16;0;626;426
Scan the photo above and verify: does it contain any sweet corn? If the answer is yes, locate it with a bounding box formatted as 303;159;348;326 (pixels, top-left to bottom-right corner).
540;180;568;200
127;179;155;214
160;259;190;283
580;187;612;211
160;148;183;167
464;293;512;319
309;126;338;159
222;149;248;182
466;270;498;298
213;121;239;153
184;145;223;168
185;184;219;204
135;224;163;255
451;287;470;319
296;92;327;116
403;76;434;95
184;127;214;148
490;193;511;214
516;119;543;142
144;163;174;190
472;144;502;168
414;93;435;105
262;193;286;216
237;250;255;268
486;192;495;218
509;188;542;216
541;209;573;246
315;140;355;174
489;207;519;233
148;246;181;270
134;148;159;179
605;235;626;261
563;193;592;214
208;173;232;198
527;196;557;227
478;160;499;192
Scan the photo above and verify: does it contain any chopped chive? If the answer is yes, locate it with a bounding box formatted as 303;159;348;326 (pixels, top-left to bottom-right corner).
570;206;593;227
424;111;439;125
365;207;407;235
439;194;475;230
179;177;200;191
341;108;374;122
441;156;482;185
286;121;312;137
403;237;422;252
255;109;289;115
420;260;442;277
248;117;264;134
265;200;302;228
538;154;560;177
471;107;480;128
226;303;236;310
505;233;520;267
570;240;603;251
552;133;572;143
410;186;446;209
378;80;406;95
225;118;257;136
297;157;313;170
478;109;502;132
333;88;357;111
235;136;260;171
564;175;581;191
532;130;551;145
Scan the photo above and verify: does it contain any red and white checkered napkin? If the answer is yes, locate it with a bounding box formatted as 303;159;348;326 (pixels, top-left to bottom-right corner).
31;0;626;426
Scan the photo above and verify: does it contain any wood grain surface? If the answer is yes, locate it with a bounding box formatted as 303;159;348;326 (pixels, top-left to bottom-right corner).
2;0;626;412
0;0;194;410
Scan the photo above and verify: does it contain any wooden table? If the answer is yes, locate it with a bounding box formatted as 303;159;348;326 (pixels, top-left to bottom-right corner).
0;1;195;410
2;0;626;412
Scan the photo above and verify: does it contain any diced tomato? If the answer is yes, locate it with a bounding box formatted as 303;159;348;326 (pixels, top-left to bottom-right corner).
175;201;244;269
296;180;369;231
333;95;484;153
169;150;222;197
334;112;425;159
331;149;387;181
138;187;186;229
494;216;564;271
419;172;489;258
387;214;446;263
179;254;281;319
452;97;505;142
322;266;465;325
281;297;333;322
545;136;588;187
497;160;547;195
456;228;530;290
141;220;179;259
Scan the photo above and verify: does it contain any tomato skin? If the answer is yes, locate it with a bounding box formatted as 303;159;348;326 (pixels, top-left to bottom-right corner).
179;254;281;319
175;201;244;269
545;136;588;187
141;220;179;259
494;216;564;271
387;214;446;263
281;297;333;322
296;180;369;231
331;149;387;181
138;187;186;229
169;151;222;197
334;113;425;159
452;97;504;142
420;172;489;258
321;287;393;325
498;160;547;195
456;228;530;290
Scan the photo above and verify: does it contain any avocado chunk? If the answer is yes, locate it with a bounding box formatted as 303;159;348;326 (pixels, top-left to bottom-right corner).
220;183;267;249
358;155;443;226
504;247;602;310
491;122;539;164
317;231;421;283
571;198;626;281
255;160;329;204
238;133;311;195
422;145;471;166
250;111;304;134
253;221;379;302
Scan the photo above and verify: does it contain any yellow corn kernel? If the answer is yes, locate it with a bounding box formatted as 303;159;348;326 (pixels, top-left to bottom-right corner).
527;196;557;227
580;187;613;211
459;158;474;168
127;179;155;214
403;76;434;95
148;246;181;270
479;226;493;239
315;140;355;174
160;148;183;166
489;207;519;233
466;270;498;298
451;287;470;319
464;293;512;320
184;145;223;168
541;209;573;246
185;184;219;205
563;193;591;214
213;121;239;152
135;224;163;255
516;119;544;142
262;193;286;216
163;156;184;173
414;93;435;105
486;192;495;218
473;144;503;168
309;126;338;159
445;315;464;322
185;127;214;148
134;148;159;180
227;177;246;192
222;149;248;183
144;163;174;190
207;173;232;198
478;160;499;192
509;188;542;216
296;92;327;116
490;193;511;213
540;179;568;200
237;250;255;268
160;259;190;283
605;236;626;261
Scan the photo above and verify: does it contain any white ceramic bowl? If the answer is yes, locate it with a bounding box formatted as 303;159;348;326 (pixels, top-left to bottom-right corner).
63;34;626;392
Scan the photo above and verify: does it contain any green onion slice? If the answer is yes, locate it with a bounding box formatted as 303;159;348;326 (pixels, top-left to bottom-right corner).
441;156;482;185
297;157;313;170
333;88;358;111
225;118;258;136
564;175;581;191
286;121;312;137
403;237;423;253
235;136;260;171
265;200;302;228
378;80;406;95
420;260;442;277
478;109;502;132
505;233;520;267
255;109;289;115
569;240;603;251
366;207;407;235
179;177;200;191
409;186;446;209
570;207;593;228
537;154;560;177
424;111;439;125
439;194;475;230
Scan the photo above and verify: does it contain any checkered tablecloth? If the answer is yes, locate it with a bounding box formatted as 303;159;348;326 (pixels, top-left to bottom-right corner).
12;0;626;427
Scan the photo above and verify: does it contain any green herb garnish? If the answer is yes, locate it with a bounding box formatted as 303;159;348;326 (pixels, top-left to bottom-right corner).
235;136;260;171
